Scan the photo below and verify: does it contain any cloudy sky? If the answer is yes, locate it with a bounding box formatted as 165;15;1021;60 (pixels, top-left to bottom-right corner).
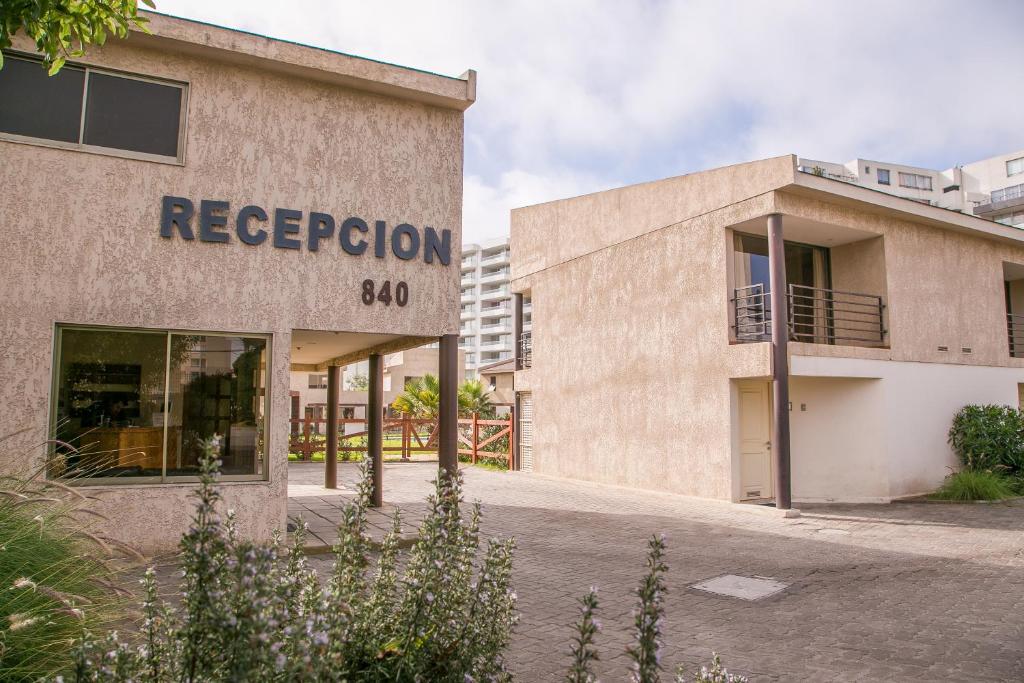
158;0;1024;243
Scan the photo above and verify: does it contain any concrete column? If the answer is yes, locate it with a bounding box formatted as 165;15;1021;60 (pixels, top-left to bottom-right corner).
324;365;339;489
513;292;523;370
368;353;383;507
767;213;793;510
438;333;459;474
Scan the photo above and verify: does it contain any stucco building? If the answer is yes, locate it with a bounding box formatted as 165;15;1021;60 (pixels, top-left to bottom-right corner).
0;13;474;552
511;155;1024;504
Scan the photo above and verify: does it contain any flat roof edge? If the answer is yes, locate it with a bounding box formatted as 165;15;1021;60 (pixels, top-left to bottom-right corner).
133;11;475;111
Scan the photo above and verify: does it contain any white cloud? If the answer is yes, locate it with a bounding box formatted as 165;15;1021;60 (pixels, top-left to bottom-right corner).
463;168;622;243
156;0;1024;242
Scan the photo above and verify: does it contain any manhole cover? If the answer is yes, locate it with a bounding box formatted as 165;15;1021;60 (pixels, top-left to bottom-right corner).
691;574;789;601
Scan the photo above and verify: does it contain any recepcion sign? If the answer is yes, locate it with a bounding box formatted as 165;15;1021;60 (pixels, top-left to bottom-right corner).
159;196;451;265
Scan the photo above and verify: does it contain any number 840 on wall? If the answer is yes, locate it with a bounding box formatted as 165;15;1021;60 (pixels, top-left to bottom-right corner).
361;279;409;307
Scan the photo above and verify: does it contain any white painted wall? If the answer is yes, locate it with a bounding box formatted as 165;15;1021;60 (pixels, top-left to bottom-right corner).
790;355;1024;501
789;376;888;503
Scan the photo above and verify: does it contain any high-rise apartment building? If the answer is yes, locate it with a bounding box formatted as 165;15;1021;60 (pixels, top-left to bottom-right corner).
797;149;1024;228
459;237;525;377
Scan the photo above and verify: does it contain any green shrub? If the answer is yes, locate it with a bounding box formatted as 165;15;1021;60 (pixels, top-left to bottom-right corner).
930;470;1018;501
948;404;1024;474
0;465;130;681
70;453;517;681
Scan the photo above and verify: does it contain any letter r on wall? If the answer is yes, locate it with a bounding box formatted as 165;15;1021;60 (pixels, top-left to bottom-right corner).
160;196;195;239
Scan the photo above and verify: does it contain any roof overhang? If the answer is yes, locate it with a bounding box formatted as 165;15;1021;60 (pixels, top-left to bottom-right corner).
784;171;1024;247
130;11;476;112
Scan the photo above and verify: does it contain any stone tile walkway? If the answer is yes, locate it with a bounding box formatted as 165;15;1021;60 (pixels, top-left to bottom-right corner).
287;462;1024;681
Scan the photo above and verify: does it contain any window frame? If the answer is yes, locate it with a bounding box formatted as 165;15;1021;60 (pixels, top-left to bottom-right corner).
1;51;189;165
877;168;890;185
898;172;933;191
49;324;272;486
1008;157;1024;178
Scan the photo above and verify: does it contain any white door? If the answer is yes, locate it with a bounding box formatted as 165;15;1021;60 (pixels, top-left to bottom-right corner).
518;393;533;472
738;382;773;501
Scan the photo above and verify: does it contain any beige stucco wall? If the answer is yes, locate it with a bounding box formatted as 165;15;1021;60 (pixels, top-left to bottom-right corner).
513;156;1024;502
0;28;467;553
482;371;515;405
511;160;787;498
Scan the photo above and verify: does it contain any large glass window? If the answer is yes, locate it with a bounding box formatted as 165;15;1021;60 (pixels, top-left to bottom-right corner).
52;327;268;482
733;233;830;342
1007;157;1024;177
0;53;185;161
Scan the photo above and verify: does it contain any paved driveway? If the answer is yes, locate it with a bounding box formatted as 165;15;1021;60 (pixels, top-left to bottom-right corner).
289;462;1024;681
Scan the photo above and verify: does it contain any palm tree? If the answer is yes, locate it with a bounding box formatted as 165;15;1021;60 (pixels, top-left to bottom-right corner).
391;374;494;419
458;379;494;418
391;374;440;418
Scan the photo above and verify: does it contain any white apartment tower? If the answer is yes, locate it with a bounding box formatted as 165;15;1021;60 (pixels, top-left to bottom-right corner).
797;149;1024;228
460;238;520;376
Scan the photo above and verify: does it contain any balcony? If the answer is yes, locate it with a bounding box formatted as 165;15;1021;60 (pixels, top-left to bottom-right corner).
480;286;510;301
480;267;510;283
733;284;886;346
480;250;510;266
974;183;1024;218
518;332;532;369
1009;314;1024;358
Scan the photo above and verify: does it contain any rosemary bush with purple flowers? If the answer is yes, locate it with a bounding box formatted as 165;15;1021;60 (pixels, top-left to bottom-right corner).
68;453;517;681
566;536;749;683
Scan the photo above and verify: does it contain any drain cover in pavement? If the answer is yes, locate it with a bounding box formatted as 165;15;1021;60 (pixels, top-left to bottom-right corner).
691;574;789;601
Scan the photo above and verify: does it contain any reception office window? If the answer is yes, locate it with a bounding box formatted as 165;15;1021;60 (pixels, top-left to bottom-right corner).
51;326;269;483
0;52;187;162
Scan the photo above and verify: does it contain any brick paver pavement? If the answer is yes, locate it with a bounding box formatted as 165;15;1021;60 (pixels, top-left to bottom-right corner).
288;462;1024;681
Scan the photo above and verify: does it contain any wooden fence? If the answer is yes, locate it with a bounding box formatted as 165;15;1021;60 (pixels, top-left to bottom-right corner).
289;412;515;467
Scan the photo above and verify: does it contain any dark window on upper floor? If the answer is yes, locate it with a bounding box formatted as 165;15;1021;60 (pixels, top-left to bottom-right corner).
877;168;891;185
0;52;186;162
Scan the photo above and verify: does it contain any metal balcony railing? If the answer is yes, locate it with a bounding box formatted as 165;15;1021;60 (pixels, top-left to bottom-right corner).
992;183;1024;204
1008;314;1024;358
519;332;532;369
732;284;886;346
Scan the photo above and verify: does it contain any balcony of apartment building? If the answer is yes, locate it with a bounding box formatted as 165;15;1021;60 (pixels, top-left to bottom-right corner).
479;318;511;334
479;265;511;284
460;287;476;304
460;303;475;320
478;334;511;351
974;183;1024;221
728;216;888;352
479;283;510;301
461;254;476;271
479;304;509;323
480;248;511;267
460;272;476;286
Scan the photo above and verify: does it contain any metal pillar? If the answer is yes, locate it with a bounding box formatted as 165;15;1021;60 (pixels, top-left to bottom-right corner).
513;292;523;370
438;333;459;474
324;365;339;489
767;213;792;510
368;353;383;507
